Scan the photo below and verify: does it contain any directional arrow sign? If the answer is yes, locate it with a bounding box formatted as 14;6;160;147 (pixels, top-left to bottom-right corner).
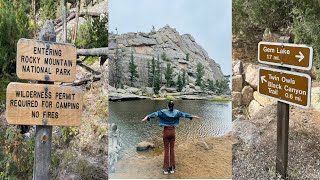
258;66;311;108
258;42;313;70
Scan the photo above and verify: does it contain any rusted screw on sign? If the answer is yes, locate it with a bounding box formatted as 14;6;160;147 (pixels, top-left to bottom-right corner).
42;135;48;143
44;75;50;81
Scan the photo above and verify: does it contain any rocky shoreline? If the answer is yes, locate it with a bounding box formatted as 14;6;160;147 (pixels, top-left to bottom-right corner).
108;84;231;101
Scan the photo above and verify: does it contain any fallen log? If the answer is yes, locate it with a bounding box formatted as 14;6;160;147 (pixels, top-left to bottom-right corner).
55;11;101;27
77;48;109;56
62;75;101;86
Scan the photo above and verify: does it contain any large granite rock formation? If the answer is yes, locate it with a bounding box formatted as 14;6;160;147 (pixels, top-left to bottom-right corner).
108;25;224;87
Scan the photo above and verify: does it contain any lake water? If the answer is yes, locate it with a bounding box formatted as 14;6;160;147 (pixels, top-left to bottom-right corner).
108;99;232;158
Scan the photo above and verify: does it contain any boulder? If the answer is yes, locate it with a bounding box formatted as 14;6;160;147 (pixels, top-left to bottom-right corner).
108;85;116;93
232;92;242;106
244;64;259;90
253;91;275;107
248;100;263;117
233;61;243;76
109;92;149;101
136;141;155;151
232;75;243;92
116;89;127;94
165;87;177;93
127;87;139;94
189;83;195;88
144;87;154;95
181;95;207;100
108;25;224;88
241;86;254;105
195;86;201;91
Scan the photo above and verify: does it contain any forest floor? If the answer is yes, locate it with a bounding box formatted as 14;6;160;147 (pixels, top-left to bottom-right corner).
110;134;234;179
233;104;320;179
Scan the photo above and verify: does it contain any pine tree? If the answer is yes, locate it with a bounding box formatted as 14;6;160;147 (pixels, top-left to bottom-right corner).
208;79;215;92
128;52;139;86
216;79;230;95
148;56;156;87
182;70;186;86
147;60;151;87
157;55;162;85
161;52;169;62
0;0;33;75
153;58;161;94
177;73;183;92
196;63;205;87
40;0;56;22
164;63;174;87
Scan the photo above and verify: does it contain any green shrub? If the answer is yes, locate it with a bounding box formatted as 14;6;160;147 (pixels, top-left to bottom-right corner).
61;127;78;144
166;95;175;100
83;56;98;65
211;97;232;102
0;127;35;179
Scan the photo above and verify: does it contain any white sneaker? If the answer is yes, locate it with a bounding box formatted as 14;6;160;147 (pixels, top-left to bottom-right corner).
163;171;169;175
170;166;175;174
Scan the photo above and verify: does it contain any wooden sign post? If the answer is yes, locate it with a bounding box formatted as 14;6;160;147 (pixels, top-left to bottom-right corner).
258;39;313;179
5;20;81;180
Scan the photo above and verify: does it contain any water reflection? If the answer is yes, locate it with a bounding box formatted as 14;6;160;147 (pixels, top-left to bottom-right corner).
109;99;231;155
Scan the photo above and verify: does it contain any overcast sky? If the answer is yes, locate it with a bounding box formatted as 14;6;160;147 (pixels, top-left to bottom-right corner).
109;0;232;75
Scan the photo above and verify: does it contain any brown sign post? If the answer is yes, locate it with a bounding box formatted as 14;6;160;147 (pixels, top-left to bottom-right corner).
5;20;81;180
258;66;311;108
258;42;313;70
258;39;313;179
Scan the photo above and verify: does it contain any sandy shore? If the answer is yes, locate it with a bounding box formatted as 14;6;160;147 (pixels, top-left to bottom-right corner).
110;134;234;179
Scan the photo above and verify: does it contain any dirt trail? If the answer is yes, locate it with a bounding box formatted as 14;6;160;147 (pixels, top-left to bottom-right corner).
110;134;234;179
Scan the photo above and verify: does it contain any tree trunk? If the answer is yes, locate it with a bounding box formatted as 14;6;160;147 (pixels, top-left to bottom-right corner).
77;48;109;56
72;0;81;43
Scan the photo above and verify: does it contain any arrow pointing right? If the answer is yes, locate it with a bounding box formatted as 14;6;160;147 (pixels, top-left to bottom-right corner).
261;76;267;84
295;51;304;62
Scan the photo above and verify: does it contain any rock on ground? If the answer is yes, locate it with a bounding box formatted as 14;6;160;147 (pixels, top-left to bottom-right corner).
233;61;243;76
136;141;155;151
244;64;258;90
232;92;242;107
241;86;253;105
232;75;243;92
248;100;263;117
253;91;275;107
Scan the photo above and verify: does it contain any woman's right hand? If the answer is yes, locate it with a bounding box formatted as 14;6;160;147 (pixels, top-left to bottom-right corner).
142;116;149;122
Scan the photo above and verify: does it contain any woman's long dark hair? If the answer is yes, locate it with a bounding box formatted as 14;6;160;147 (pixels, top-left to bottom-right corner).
168;100;174;111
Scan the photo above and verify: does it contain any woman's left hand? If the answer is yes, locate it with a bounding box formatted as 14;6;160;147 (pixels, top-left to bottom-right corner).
193;115;201;119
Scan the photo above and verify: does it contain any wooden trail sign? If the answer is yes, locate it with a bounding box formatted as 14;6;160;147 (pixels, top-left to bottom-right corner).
258;42;313;70
16;38;77;82
6;82;82;126
258;66;311;108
